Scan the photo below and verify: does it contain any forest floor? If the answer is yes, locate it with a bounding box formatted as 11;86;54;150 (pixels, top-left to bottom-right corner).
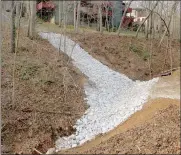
1;27;88;154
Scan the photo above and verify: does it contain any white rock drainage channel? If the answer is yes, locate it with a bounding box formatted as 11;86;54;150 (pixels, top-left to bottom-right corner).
39;32;159;152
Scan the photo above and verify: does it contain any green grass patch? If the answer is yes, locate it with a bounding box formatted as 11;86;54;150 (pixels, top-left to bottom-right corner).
20;64;39;80
129;44;150;61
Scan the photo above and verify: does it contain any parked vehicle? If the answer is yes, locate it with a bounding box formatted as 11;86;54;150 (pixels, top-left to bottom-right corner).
36;1;55;22
80;1;134;30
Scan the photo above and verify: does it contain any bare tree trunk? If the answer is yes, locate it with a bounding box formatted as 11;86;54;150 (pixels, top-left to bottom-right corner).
169;37;173;75
158;19;162;39
11;0;16;53
145;7;170;38
159;1;179;46
15;1;20;26
75;0;80;33
148;1;152;37
26;1;30;36
105;4;109;32
63;1;66;30
111;11;114;32
24;1;29;19
28;0;36;39
98;4;103;33
74;0;76;31
149;11;153;36
152;13;155;39
144;2;150;39
16;2;22;50
145;15;149;39
15;1;22;28
136;1;159;38
12;2;23;107
59;1;62;27
87;15;90;27
117;0;133;35
148;6;154;79
158;2;164;39
0;0;2;56
148;31;153;79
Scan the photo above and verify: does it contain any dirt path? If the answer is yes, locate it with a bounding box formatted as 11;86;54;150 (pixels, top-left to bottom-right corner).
1;28;87;154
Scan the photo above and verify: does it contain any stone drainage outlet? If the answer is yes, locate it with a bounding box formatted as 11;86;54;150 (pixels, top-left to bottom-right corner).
39;32;159;152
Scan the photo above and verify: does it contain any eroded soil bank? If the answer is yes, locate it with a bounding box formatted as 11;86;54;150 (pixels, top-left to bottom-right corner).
58;70;180;154
59;98;180;154
68;32;180;81
1;28;87;154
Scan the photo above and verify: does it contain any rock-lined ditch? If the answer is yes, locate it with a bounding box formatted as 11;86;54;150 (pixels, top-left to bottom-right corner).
40;32;158;152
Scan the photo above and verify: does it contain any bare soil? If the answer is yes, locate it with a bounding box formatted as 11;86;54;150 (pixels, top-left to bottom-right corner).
68;32;180;81
84;103;180;154
60;98;180;154
1;28;87;154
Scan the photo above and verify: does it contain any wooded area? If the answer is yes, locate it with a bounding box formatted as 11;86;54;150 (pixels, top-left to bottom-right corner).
1;0;180;154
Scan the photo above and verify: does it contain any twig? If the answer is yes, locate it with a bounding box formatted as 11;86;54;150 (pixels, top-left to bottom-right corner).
117;0;133;35
153;67;179;77
66;68;81;94
136;1;159;38
62;68;67;103
136;145;141;152
12;42;17;106
33;148;42;154
142;7;170;36
161;67;179;74
15;2;23;50
66;43;76;66
158;1;179;46
19;108;73;116
148;30;153;79
23;36;52;52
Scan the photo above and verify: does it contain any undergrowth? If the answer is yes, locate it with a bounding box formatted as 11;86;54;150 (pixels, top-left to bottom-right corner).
19;64;39;80
129;44;149;61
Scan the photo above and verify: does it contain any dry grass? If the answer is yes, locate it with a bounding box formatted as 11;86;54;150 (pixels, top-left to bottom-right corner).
68;32;180;81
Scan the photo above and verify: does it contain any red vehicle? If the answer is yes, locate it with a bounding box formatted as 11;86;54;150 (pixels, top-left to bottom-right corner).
101;2;134;29
36;1;55;11
120;8;134;28
36;1;55;21
80;1;134;29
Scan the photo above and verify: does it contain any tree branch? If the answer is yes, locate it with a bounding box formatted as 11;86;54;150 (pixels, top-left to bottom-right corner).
117;0;133;35
143;7;170;36
135;1;159;38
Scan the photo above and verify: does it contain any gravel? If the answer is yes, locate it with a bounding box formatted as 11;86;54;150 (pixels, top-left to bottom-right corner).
39;32;159;152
